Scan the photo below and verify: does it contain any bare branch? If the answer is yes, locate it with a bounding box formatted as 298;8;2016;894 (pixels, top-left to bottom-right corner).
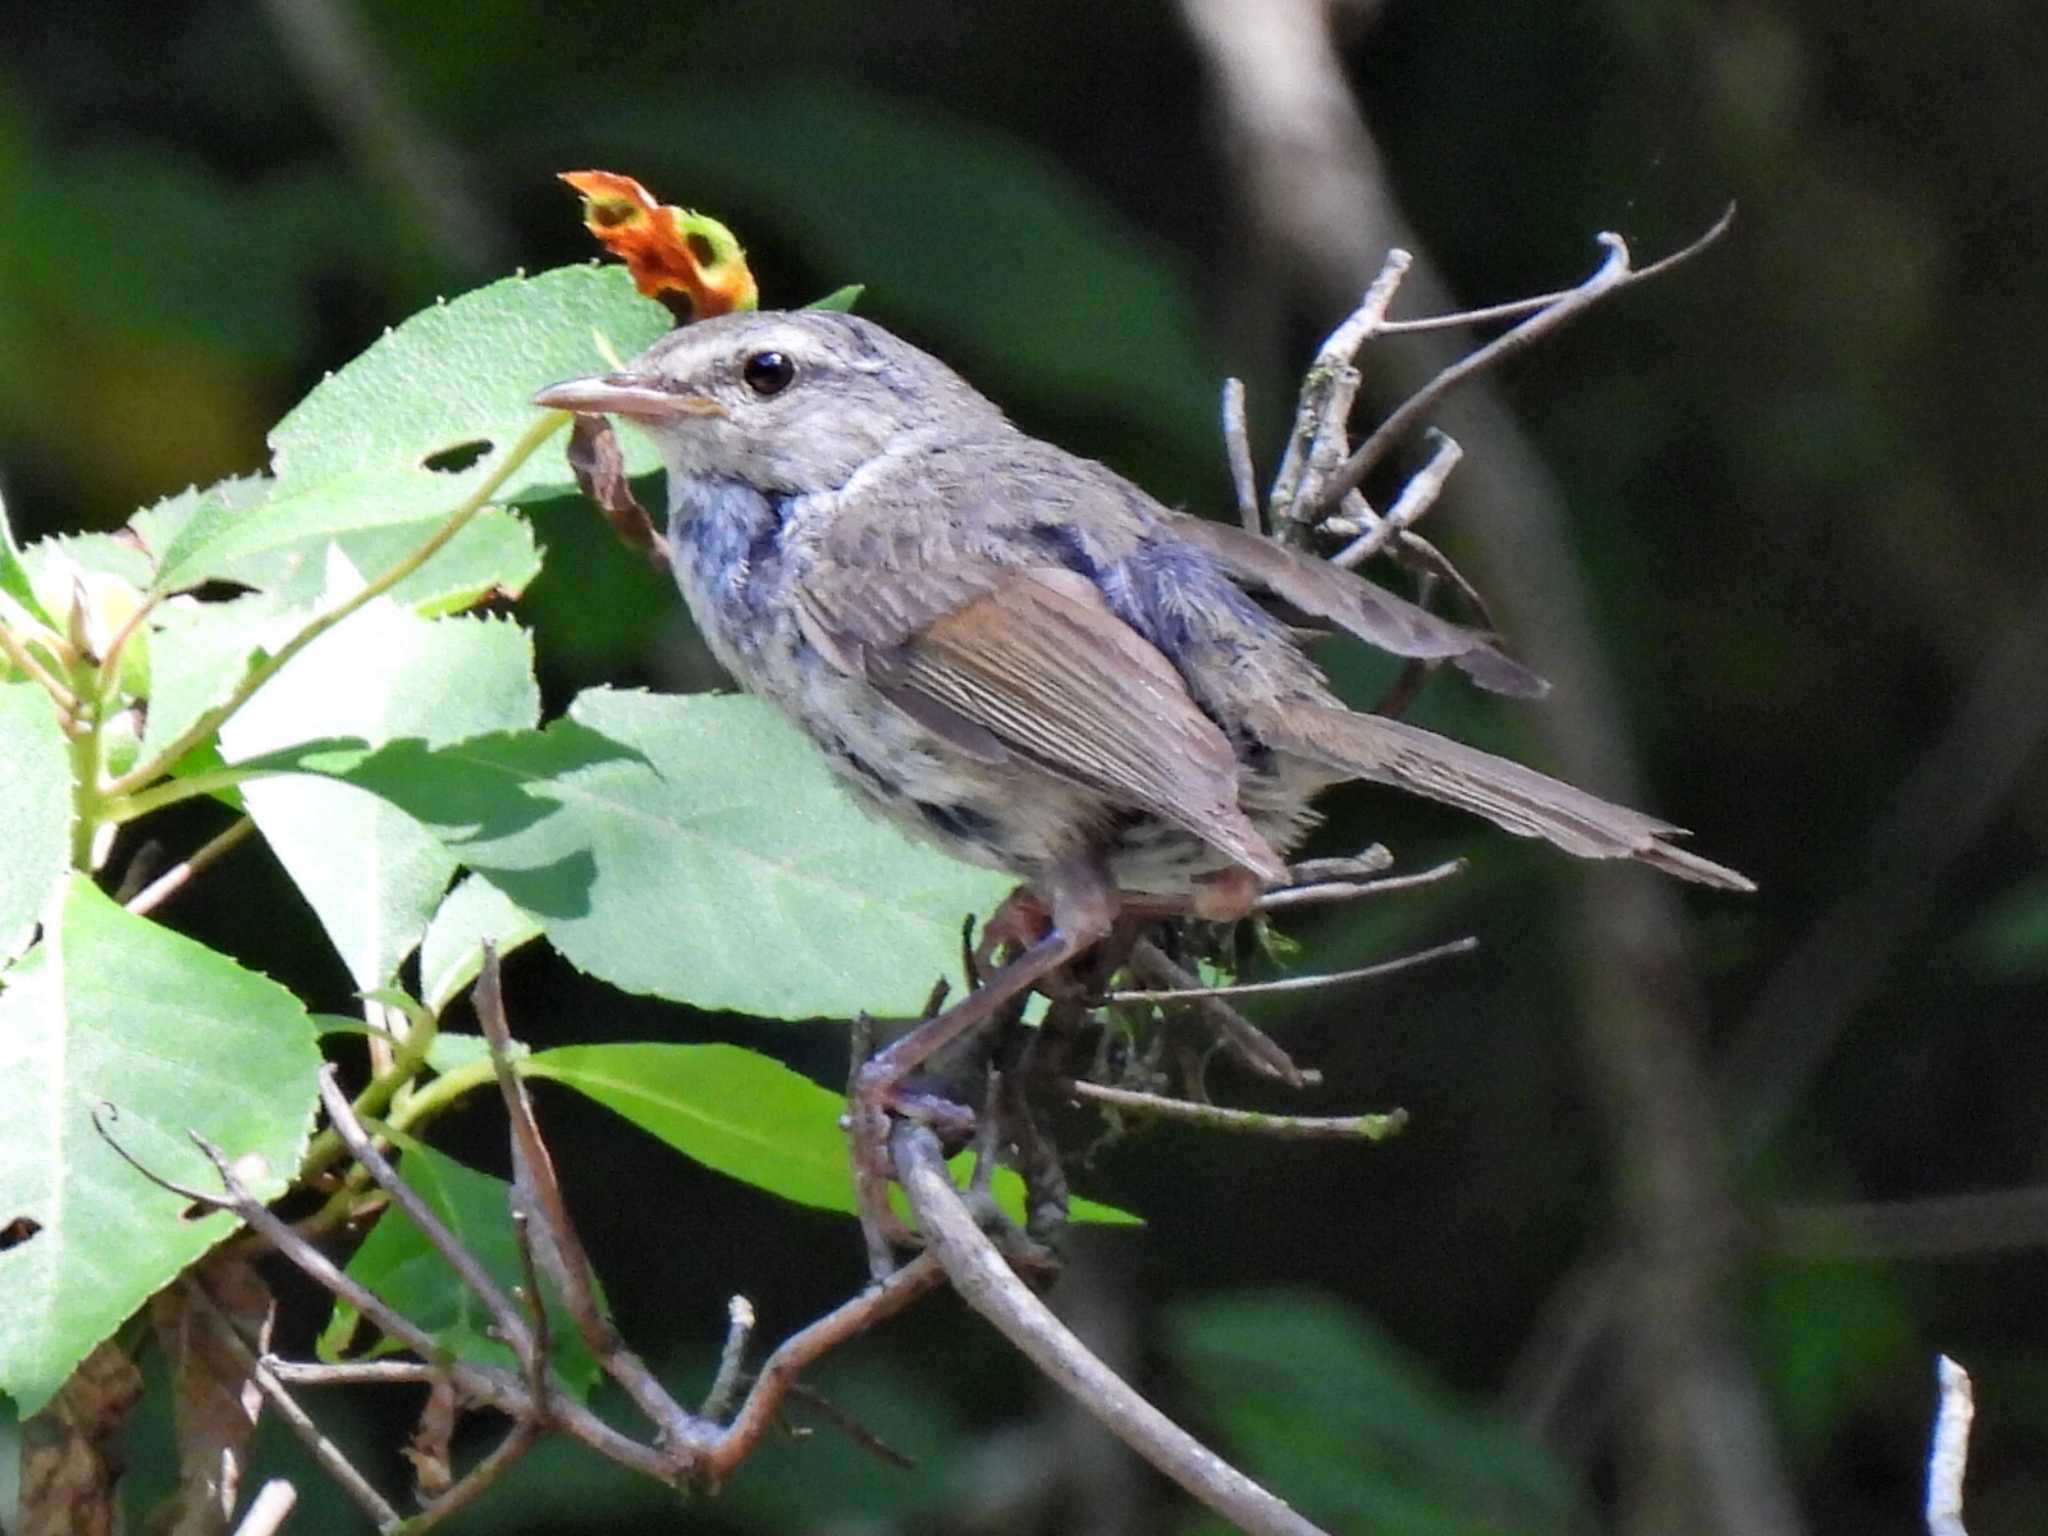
891;1122;1333;1536
1221;377;1263;533
1332;431;1463;569
1314;234;1632;520
471;949;711;1456
702;1253;946;1484
1106;935;1474;1004
1126;938;1313;1087
229;1481;297;1536
319;1070;538;1366
1255;857;1467;912
1269;248;1413;537
185;1281;399;1532
700;1296;755;1424
125;817;257;916
1927;1355;1973;1536
1066;1080;1406;1141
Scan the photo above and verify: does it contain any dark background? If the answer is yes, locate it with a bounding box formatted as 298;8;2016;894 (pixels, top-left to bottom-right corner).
5;1;2046;1531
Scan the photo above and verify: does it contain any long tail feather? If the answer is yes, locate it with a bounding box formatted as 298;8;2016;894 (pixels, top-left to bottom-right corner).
1255;703;1754;892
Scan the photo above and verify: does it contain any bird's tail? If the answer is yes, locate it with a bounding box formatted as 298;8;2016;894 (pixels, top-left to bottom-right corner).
1251;703;1754;892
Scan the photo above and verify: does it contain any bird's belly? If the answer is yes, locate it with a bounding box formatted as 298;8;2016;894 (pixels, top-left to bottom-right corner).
671;514;1322;896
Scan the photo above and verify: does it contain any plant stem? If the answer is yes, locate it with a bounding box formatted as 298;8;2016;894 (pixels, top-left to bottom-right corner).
99;410;569;804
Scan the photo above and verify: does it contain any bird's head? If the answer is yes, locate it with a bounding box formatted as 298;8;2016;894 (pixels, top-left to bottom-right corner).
534;310;1002;494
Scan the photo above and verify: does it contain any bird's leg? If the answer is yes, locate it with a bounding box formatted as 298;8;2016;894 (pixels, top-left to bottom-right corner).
850;856;1116;1264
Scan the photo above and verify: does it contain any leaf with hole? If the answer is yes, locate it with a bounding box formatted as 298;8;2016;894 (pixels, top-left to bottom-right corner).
0;877;319;1417
150;264;671;596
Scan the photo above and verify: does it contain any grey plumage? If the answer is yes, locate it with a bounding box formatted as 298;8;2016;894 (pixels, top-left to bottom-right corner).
535;310;1752;901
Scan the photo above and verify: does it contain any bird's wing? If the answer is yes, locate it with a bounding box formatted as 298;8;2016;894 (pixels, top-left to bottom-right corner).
797;563;1289;883
1170;516;1550;698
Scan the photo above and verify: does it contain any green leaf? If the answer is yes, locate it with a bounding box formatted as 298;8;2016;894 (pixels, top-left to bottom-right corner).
319;1138;600;1399
527;1042;1137;1226
803;284;865;313
0;485;57;629
244;687;1015;1020
419;874;544;1016
0;876;319;1417
1166;1292;1591;1536
151;264;670;595
216;566;540;992
0;682;71;965
135;481;544;617
138;589;300;768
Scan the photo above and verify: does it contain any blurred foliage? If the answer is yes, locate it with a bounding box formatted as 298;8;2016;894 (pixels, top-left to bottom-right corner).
1;0;2044;1530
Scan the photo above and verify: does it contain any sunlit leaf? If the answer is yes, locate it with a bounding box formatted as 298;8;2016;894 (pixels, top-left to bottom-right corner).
419;875;544;1017
240;688;1016;1020
527;1041;1137;1225
0;877;318;1417
216;564;540;992
151;265;670;595
0;682;71;965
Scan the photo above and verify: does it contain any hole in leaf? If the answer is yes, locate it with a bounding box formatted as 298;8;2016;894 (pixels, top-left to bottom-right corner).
686;232;717;266
0;1215;42;1250
423;439;492;474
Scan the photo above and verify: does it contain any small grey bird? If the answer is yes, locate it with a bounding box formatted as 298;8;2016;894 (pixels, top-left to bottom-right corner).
537;308;1747;908
535;311;1748;1139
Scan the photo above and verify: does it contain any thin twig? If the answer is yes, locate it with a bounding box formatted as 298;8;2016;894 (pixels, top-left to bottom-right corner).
1333;431;1463;568
1066;1080;1406;1141
1221;377;1263;533
1313;235;1631;520
319;1071;537;1365
125;817;258;916
183;1270;400;1531
1106;935;1475;1004
891;1123;1332;1536
1927;1355;1973;1536
1370;205;1734;335
472;950;710;1455
702;1252;946;1484
230;1479;298;1536
779;1380;919;1470
1285;845;1394;883
1126;939;1311;1086
701;1296;756;1423
509;1209;552;1416
1255;857;1467;912
265;1360;438;1388
1270;248;1413;536
403;1419;542;1536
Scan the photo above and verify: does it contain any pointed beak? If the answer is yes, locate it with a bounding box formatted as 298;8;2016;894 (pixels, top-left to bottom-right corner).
532;373;726;421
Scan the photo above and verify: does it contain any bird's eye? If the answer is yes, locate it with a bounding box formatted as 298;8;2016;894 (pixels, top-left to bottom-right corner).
741;351;796;396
